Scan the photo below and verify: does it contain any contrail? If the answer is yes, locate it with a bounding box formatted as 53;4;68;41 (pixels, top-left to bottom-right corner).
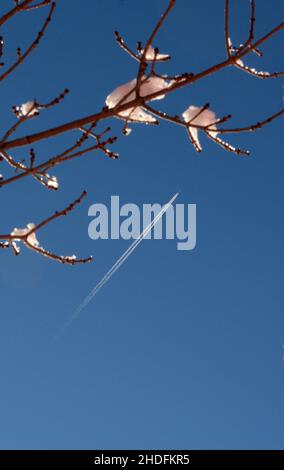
77;192;179;310
54;192;179;340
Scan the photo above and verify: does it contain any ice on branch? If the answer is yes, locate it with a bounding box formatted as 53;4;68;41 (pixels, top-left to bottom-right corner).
11;223;39;254
106;76;170;123
183;106;218;152
140;45;170;61
15;100;39;118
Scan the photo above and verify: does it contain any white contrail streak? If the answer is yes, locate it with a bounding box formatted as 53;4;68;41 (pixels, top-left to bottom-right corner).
54;192;179;340
77;192;179;310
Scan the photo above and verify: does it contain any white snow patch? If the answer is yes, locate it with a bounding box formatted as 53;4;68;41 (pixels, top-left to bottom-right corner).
183;105;218;151
106;76;169;123
140;45;170;61
15;101;39;118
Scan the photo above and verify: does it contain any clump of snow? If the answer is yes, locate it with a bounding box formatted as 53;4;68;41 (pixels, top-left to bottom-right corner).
37;173;59;190
183;105;218;151
47;175;59;190
257;71;271;77
65;255;77;261
0;241;9;249
11;223;39;253
140;45;170;61
123;107;157;123
123;127;132;136
236;59;244;67
105;76;170;123
15;101;39;118
11;241;20;256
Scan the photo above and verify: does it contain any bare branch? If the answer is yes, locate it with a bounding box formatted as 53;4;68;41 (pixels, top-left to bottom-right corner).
224;0;231;57
0;2;56;82
0;0;35;27
246;0;256;47
114;31;140;62
23;1;51;12
37;87;69;109
28;190;87;234
217;108;284;134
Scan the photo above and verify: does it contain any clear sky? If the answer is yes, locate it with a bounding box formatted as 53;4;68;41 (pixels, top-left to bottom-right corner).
0;0;284;450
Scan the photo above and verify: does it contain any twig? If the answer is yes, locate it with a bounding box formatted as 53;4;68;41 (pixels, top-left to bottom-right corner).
0;127;117;187
0;191;93;265
0;9;282;154
37;87;69;109
114;31;140;62
0;2;56;82
28;190;87;233
243;0;256;50
0;0;34;27
205;131;250;156
225;0;231;57
217;108;284;134
23;1;51;11
136;0;176;95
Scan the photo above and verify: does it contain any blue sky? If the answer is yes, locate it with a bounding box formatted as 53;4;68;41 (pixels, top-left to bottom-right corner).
0;0;284;450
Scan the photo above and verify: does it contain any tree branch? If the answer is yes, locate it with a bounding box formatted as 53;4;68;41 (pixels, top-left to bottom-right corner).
0;1;56;82
0;191;93;265
0;0;35;27
0;11;282;153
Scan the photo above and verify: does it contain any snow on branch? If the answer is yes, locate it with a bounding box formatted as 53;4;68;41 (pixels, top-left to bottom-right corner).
0;191;92;265
0;0;283;264
0;124;118;189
